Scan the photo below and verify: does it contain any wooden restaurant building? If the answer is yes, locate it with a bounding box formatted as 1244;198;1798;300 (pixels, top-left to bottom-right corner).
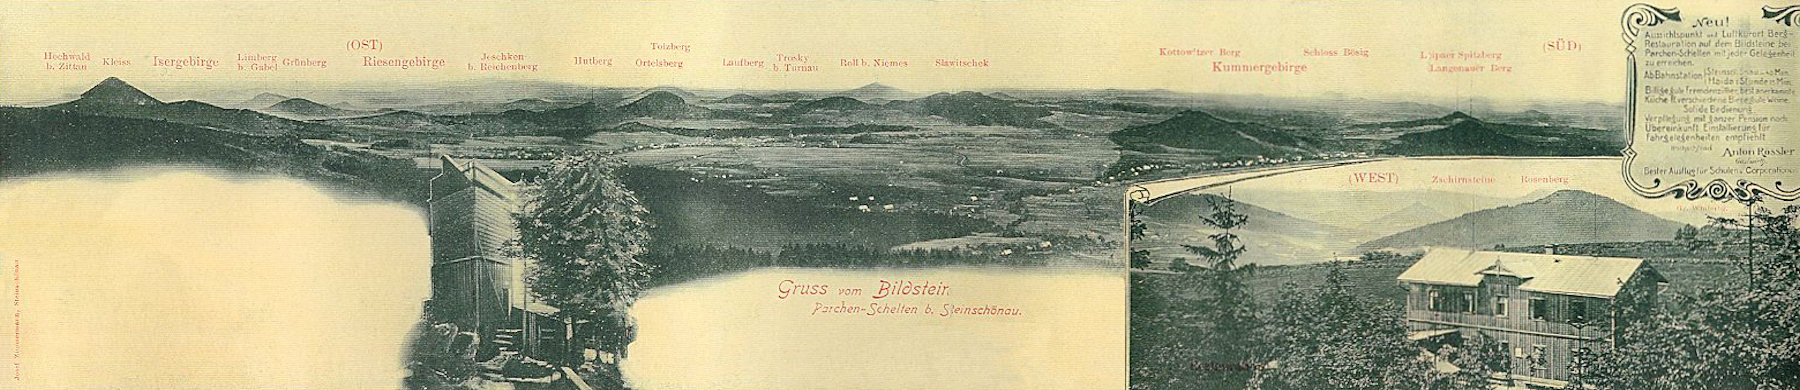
1398;247;1666;388
426;156;575;364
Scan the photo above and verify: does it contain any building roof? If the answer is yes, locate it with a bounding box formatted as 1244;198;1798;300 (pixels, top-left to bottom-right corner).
515;301;561;316
1397;248;1663;298
434;155;520;201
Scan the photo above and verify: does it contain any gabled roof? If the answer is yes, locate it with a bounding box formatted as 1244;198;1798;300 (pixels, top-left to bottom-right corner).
1397;248;1663;298
432;155;519;201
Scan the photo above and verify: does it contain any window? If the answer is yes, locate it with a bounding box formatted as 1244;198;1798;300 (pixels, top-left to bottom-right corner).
1428;288;1480;313
1569;299;1588;324
1494;294;1508;317
1530;297;1548;321
1531;345;1548;370
1495;340;1513;371
1429;289;1442;312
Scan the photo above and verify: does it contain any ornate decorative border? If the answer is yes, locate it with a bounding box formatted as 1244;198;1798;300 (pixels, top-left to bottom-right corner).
1767;5;1800;26
1619;4;1800;203
1127;186;1151;203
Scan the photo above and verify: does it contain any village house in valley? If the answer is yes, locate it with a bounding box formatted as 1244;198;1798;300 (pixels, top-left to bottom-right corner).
1398;247;1667;388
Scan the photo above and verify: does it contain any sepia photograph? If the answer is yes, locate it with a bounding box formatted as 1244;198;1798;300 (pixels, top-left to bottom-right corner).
1129;157;1796;389
2;1;1795;389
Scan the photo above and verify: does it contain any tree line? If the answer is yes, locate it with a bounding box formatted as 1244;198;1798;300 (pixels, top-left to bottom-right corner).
1131;197;1800;390
1131;196;1494;390
645;242;1045;287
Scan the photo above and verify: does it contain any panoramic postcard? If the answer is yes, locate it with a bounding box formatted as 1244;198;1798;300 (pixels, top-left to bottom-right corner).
1;1;1795;390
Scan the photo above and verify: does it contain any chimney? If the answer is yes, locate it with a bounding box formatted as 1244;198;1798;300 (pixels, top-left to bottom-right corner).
1542;245;1556;255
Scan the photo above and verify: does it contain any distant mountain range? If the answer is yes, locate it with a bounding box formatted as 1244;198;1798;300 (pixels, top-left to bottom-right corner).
715;94;772;105
621;87;700;103
20;77;1624;159
1357;189;1685;251
1363;201;1455;234
238;92;292;109
1108;110;1319;156
75;77;162;105
356;89;1060;135
777;96;879;115
986;92;1024;102
613;91;720;119
400;98;582;115
839;83;911;101
1138;189;1688;266
1141;193;1369;265
316;110;472;133
1109;109;1620;160
1363;112;1620;156
510;91;744;135
888;91;1054;128
261;98;389;119
44;77;325;136
317;90;737;136
1;104;426;202
760;91;1054;128
1385;112;1533;155
759;91;814;102
3;108;276;176
1220;189;1517;235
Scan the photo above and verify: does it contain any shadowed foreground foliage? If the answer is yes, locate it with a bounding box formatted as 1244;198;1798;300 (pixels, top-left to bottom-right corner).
1585;204;1800;390
1132;198;1494;390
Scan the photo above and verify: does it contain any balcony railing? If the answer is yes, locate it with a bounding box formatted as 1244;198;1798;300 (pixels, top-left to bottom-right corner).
1405;309;1609;341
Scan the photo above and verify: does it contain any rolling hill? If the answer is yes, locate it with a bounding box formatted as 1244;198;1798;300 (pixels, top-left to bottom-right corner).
886;91;1054;128
986;92;1024;102
498;91;746;136
840;83;911;101
317;110;461;131
716;94;772;104
405;98;581;115
498;98;578;112
1369;112;1620;156
1141;193;1370;266
0;107;428;202
1357;189;1686;251
1108;110;1318;156
613;91;717;119
1362;201;1455;235
778;96;880;115
44;78;324;136
760;91;813;102
263;98;384;119
328;91;741;137
238;92;292;109
623;87;700;102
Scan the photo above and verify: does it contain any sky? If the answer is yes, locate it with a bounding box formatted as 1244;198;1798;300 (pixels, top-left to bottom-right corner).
2;0;1735;105
1151;157;1771;227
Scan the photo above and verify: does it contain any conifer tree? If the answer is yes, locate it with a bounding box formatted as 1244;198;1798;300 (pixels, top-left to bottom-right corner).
512;152;654;357
1180;196;1261;389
